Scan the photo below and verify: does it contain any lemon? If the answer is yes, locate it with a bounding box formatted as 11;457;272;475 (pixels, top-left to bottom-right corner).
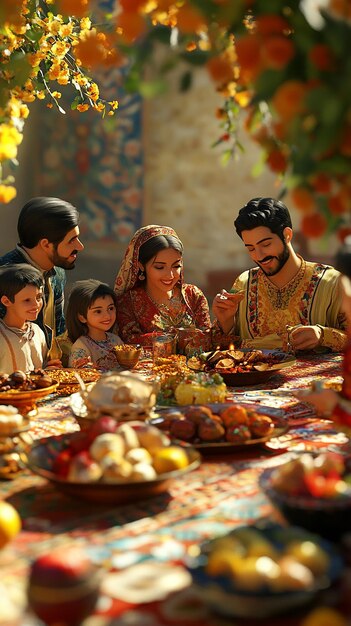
300;607;347;626
206;550;243;578
153;446;189;474
0;501;21;549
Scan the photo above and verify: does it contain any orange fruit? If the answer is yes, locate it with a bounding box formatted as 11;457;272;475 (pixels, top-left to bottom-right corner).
0;501;21;549
153;446;189;474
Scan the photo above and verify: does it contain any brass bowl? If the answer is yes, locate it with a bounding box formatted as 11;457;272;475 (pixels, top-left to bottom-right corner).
114;345;141;369
0;382;59;415
24;433;201;504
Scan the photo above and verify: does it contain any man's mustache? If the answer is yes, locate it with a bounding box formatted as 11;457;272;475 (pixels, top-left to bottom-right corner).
258;256;276;264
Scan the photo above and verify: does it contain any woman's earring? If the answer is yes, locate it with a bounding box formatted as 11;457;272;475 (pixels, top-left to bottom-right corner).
139;270;145;281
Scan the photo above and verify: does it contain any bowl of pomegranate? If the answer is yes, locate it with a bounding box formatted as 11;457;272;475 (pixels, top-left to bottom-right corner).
24;417;201;504
259;452;351;539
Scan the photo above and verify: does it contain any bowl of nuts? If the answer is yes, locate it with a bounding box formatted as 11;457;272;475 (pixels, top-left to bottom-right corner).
114;344;142;369
0;370;59;415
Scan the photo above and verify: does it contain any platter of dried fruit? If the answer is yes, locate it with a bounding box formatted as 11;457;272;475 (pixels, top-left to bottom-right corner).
0;370;59;414
148;403;289;453
187;349;296;386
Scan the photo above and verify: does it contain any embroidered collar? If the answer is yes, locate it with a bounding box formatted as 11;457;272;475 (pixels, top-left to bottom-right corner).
0;318;35;340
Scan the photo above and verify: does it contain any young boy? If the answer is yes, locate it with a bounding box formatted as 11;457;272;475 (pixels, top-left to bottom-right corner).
0;264;61;374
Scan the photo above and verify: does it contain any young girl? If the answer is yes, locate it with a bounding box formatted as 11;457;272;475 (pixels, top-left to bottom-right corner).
66;280;123;371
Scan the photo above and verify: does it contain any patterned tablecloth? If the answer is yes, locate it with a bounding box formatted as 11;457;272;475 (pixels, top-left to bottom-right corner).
0;354;350;626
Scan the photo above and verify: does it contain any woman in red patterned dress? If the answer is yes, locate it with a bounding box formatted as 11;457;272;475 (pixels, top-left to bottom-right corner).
114;225;212;348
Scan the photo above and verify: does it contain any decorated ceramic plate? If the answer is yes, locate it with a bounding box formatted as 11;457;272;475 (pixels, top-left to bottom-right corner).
24;433;201;504
149;403;289;454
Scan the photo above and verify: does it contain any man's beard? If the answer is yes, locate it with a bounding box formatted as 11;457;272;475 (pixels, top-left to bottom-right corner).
259;241;290;277
51;248;79;270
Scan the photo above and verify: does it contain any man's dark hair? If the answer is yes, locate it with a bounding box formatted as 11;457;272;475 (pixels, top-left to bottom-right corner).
234;197;292;241
0;264;43;302
18;197;79;248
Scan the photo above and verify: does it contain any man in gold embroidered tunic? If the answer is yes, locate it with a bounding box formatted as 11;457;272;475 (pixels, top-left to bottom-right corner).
213;197;347;352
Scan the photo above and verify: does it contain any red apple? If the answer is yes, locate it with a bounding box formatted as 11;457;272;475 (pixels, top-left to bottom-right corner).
28;546;101;626
88;416;117;442
67;451;102;482
67;431;91;454
52;449;73;479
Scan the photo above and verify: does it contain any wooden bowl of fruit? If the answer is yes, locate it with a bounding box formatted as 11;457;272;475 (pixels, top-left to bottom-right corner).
23;418;201;504
259;452;351;539
186;522;343;619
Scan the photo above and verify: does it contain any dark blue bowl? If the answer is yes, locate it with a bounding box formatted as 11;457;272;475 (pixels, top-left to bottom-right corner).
259;466;351;540
186;522;343;619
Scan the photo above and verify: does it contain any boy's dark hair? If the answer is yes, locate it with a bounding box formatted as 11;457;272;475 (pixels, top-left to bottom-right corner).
0;264;43;302
18;197;79;248
234;197;292;241
66;279;118;342
139;235;183;266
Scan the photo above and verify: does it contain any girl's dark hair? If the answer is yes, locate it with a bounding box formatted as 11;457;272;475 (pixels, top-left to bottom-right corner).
0;263;43;301
18;197;79;248
234;197;292;241
66;279;118;342
139;235;183;266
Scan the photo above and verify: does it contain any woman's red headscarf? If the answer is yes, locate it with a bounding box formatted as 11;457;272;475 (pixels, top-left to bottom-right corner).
114;224;181;296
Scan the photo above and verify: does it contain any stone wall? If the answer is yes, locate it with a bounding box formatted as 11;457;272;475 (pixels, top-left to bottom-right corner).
143;66;278;296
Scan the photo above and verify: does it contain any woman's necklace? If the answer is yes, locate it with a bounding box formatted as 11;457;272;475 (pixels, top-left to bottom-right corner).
261;258;306;309
146;289;181;308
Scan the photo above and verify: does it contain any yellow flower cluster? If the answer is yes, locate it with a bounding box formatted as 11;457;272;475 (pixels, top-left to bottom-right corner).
0;0;119;202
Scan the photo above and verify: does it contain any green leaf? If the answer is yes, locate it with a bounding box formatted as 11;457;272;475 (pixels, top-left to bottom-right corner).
220;149;233;166
318;156;351;175
71;97;80;110
0;80;10;108
179;49;210;67
6;51;32;88
138;79;167;98
252;69;286;102
251;157;265;178
25;27;44;44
